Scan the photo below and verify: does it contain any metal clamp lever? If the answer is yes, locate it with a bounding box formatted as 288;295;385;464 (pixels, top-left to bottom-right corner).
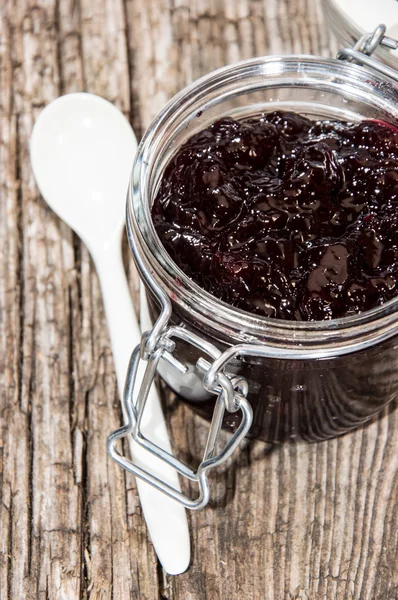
337;24;398;83
107;326;253;510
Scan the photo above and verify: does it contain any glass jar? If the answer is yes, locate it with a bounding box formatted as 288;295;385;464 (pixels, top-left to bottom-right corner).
110;36;398;509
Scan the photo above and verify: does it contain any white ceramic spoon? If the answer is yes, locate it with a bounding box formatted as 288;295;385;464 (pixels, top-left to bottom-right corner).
30;93;190;575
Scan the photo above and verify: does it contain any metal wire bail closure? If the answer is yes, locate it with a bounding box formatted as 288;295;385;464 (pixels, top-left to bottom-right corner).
107;325;253;510
337;24;398;82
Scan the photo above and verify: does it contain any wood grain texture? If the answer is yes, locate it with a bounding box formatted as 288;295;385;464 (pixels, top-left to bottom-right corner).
0;1;397;599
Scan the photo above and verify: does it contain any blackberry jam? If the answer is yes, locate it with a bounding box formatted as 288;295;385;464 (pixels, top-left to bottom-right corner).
152;111;398;322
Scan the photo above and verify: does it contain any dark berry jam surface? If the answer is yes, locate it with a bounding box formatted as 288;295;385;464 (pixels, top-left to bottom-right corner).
152;111;398;321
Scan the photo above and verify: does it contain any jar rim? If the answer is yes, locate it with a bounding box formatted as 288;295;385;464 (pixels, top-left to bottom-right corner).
128;53;398;353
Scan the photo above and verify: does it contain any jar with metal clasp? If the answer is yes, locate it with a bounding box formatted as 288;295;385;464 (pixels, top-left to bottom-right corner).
108;25;398;510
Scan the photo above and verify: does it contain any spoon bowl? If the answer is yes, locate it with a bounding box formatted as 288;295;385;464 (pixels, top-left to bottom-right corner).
30;93;136;250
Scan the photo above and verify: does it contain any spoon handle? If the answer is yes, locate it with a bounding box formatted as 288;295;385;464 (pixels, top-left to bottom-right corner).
94;239;190;575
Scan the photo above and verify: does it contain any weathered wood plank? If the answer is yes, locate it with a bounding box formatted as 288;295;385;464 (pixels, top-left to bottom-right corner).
1;0;397;599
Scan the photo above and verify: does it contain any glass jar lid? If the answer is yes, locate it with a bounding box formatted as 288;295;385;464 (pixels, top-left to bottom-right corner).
324;0;398;68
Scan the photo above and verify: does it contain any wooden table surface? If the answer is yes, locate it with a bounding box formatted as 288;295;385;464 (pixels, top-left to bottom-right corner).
1;1;398;598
